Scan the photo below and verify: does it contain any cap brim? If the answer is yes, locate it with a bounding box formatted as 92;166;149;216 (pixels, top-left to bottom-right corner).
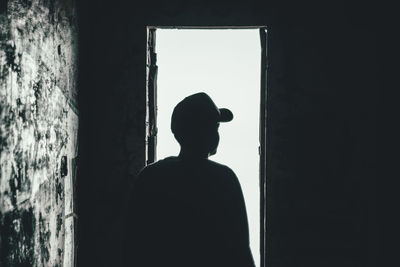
219;108;234;122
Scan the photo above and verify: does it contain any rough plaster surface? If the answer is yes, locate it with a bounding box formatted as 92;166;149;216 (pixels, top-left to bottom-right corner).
0;0;78;266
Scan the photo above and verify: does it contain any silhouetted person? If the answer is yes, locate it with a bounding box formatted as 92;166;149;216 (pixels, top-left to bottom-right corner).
124;92;255;267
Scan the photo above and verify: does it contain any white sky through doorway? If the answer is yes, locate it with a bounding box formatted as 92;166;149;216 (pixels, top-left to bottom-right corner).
155;29;261;266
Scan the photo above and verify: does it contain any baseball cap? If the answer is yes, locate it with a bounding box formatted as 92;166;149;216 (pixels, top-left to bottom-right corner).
171;92;233;134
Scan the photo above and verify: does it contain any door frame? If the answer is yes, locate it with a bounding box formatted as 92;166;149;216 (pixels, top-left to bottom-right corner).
145;26;268;267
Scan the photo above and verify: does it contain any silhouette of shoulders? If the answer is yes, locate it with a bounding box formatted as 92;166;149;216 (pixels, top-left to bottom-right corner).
135;156;242;199
138;156;237;181
126;157;255;267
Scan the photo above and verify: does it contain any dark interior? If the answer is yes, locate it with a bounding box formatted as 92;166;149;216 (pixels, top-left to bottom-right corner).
0;0;377;266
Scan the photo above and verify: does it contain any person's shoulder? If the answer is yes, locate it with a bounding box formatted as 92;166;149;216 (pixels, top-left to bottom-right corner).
135;157;180;188
205;159;236;177
205;160;241;190
138;156;179;176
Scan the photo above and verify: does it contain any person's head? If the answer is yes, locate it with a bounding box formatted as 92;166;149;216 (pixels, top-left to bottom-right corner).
171;92;233;157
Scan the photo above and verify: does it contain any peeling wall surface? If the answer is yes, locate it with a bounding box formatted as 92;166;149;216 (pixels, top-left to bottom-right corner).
0;1;78;266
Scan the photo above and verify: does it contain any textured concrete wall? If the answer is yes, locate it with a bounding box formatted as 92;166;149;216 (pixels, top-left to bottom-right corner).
0;0;78;266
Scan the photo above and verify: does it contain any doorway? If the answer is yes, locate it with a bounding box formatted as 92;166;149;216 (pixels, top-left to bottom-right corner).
145;27;267;267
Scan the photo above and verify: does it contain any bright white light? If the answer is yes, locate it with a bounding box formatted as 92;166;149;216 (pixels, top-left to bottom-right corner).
155;29;261;266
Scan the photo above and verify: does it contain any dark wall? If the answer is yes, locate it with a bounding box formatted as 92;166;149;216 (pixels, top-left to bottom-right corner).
76;1;377;266
266;26;377;267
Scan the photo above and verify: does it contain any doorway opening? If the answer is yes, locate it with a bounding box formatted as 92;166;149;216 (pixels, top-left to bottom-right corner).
145;27;267;267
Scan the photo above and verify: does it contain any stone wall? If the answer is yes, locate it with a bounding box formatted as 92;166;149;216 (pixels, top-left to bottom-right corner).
0;0;78;266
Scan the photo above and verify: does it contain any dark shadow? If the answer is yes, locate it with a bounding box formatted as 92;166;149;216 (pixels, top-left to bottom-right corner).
123;92;255;267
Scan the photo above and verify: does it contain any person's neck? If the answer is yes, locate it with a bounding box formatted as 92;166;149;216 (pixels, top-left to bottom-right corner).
178;148;209;160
